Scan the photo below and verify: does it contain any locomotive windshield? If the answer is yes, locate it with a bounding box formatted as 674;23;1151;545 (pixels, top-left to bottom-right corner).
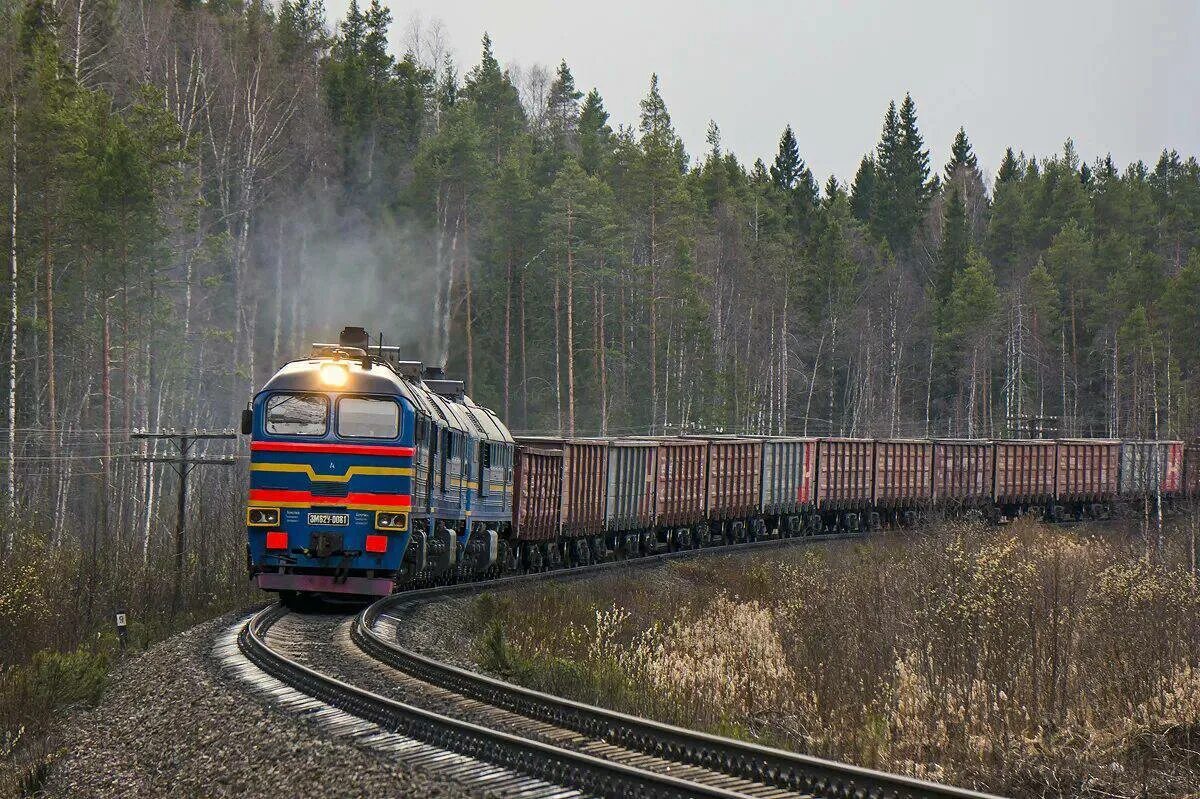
266;393;328;436
337;397;399;439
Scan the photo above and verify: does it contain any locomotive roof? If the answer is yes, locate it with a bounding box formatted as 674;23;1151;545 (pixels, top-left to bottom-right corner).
261;358;418;402
259;357;513;443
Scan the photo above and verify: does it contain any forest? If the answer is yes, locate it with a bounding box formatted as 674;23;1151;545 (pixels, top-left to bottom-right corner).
1;0;1200;566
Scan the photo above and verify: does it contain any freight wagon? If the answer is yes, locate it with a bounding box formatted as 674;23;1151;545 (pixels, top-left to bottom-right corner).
816;438;875;531
760;438;818;536
873;439;933;525
932;439;993;510
1053;439;1120;520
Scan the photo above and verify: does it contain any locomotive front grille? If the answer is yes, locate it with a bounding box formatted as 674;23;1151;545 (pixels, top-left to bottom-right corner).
311;483;350;498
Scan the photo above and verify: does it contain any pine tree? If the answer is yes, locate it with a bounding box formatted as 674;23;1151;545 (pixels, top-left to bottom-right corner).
577;88;613;176
547;60;582;141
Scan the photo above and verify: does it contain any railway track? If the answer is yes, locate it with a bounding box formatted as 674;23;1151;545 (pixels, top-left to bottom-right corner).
230;533;1006;799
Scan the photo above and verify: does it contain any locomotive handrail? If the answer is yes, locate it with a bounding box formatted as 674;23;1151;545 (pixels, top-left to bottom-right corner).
238;603;759;799
358;554;1007;799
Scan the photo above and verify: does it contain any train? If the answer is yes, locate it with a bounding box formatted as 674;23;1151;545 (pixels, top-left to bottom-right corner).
242;327;1195;605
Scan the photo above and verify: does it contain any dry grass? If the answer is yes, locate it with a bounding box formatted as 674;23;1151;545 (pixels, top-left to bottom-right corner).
472;520;1200;797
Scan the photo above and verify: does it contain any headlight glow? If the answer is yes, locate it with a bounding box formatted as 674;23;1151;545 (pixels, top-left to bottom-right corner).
320;363;349;386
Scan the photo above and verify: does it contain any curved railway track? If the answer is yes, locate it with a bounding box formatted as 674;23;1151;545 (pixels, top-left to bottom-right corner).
230;534;1006;799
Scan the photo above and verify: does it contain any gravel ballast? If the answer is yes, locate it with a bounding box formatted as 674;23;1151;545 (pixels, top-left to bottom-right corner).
41;610;480;799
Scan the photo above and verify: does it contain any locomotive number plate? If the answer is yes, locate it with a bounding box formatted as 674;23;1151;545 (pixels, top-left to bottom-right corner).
307;512;350;526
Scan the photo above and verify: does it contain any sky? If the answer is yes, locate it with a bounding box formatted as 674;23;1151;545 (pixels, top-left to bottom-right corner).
324;0;1200;187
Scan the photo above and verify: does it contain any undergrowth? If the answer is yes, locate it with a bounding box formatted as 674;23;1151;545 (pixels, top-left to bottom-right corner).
470;519;1200;798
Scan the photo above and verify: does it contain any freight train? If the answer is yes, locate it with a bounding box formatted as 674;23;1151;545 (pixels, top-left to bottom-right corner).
242;327;1196;605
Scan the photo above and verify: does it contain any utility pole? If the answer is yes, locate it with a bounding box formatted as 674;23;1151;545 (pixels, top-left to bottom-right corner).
134;430;237;614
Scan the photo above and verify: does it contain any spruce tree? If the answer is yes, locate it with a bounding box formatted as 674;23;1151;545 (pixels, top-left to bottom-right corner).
872;94;932;251
849;154;875;224
995;147;1021;185
935;185;970;302
463;33;525;164
578;88;613;176
769;124;818;237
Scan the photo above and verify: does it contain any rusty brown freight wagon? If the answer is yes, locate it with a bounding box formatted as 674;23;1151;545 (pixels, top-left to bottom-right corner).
516;437;608;537
652;438;708;528
873;439;933;508
695;437;762;520
932;439;993;507
512;446;562;542
816;438;875;510
760;438;817;516
1184;444;1200;498
994;440;1056;505
1055;439;1120;502
605;439;658;532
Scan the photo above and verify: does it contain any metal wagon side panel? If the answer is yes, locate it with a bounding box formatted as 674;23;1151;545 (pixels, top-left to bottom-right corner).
1055;439;1120;502
704;439;763;520
561;440;608;537
994;440;1056;504
931;439;993;506
605;440;658;532
760;438;818;516
512;446;562;542
873;439;933;508
654;439;708;527
816;438;875;510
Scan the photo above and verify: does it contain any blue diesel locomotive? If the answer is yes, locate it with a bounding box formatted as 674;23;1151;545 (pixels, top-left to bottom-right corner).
243;327;514;606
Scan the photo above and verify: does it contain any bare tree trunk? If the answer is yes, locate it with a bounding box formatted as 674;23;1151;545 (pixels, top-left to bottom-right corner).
598;278;608;435
463;214;474;393
519;267;528;428
503;251;512;421
45;204;57;540
803;333;824;437
271;217;283;369
102;297;112;543
649;210;658;434
7;95;17;532
565;201;575;437
553;275;562;435
924;338;934;438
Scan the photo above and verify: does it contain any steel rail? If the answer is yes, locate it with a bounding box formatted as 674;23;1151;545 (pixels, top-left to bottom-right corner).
237;603;764;799
358;536;1008;799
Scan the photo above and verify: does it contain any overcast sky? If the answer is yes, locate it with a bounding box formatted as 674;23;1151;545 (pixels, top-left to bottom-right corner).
325;0;1199;187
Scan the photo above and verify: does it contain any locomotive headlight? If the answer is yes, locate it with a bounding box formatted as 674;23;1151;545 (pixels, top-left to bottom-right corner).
375;511;408;531
247;507;281;527
320;363;349;387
